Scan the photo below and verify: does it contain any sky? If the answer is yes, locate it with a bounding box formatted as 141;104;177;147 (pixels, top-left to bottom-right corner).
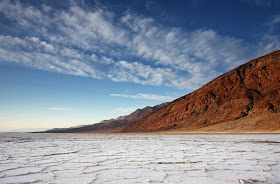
0;0;280;132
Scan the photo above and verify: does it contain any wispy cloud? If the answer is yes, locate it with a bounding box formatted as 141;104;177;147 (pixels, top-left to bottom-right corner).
115;106;144;113
0;0;278;90
259;14;280;56
267;14;280;26
46;107;73;111
110;93;176;102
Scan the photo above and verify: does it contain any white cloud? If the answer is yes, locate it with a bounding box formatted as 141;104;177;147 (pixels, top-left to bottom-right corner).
109;93;176;102
61;48;82;59
108;60;169;86
258;14;280;57
267;14;280;26
115;106;144;113
102;56;114;64
0;34;103;78
90;54;98;61
29;37;40;43
47;107;73;111
0;0;278;91
40;41;54;52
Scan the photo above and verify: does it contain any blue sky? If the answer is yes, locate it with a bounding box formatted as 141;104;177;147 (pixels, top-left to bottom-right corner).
0;0;279;132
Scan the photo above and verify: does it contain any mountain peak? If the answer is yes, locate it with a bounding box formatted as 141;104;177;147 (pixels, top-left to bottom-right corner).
122;50;280;133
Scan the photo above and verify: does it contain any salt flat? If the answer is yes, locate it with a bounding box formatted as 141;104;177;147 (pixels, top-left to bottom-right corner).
0;133;279;184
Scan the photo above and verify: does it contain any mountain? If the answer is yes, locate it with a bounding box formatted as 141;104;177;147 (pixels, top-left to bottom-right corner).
42;103;168;133
122;50;280;133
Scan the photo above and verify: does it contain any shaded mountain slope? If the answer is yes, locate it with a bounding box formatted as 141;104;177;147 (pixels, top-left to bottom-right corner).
43;103;168;133
122;50;280;133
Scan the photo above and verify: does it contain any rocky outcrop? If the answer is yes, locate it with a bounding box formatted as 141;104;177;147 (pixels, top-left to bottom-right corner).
122;50;280;133
43;103;168;133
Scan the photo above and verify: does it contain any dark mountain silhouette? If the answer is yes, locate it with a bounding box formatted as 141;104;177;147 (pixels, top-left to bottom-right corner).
42;103;168;133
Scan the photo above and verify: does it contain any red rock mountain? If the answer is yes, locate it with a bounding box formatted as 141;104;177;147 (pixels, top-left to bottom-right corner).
122;50;280;133
43;103;168;133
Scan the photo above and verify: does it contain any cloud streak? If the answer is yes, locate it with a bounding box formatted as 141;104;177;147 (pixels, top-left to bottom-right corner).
0;0;278;90
46;107;73;111
110;93;176;102
267;14;280;26
115;106;145;113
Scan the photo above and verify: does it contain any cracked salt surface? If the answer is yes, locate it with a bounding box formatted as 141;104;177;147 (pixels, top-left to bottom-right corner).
0;133;279;184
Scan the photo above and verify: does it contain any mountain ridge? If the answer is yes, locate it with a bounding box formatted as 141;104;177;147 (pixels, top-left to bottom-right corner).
122;50;280;133
42;102;168;133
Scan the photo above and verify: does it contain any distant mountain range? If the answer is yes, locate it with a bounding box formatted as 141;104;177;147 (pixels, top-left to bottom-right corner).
43;50;280;133
122;50;280;133
42;103;168;133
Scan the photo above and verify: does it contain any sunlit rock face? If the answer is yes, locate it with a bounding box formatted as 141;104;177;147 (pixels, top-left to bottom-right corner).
123;50;280;133
0;133;280;183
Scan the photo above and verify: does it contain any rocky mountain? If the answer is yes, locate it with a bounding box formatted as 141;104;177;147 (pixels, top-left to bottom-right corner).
43;103;168;133
122;50;280;133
